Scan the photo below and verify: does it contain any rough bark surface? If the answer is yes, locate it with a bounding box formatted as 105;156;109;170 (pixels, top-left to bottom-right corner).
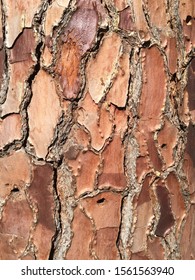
0;0;195;260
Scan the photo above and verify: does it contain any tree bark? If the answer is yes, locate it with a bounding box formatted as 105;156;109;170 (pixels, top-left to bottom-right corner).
0;0;195;260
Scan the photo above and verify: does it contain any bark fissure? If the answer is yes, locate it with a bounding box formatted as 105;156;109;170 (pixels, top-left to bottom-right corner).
0;0;194;260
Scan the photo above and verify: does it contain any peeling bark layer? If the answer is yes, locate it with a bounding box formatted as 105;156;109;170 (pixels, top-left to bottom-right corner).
0;0;195;260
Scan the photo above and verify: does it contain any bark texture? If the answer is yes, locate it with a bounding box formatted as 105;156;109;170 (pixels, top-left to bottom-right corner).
0;0;195;260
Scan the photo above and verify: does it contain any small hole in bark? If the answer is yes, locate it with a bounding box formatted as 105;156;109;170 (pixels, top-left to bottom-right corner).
171;73;177;81
11;187;19;193
97;198;105;204
180;123;186;131
186;15;192;24
161;143;167;148
142;40;151;48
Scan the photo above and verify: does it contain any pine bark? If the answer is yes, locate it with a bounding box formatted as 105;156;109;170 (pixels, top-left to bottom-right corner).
0;0;195;260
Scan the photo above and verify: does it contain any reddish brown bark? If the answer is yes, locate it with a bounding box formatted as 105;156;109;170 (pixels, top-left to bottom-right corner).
0;0;195;260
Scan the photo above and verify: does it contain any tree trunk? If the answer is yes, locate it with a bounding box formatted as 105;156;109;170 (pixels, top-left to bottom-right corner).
0;0;194;260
